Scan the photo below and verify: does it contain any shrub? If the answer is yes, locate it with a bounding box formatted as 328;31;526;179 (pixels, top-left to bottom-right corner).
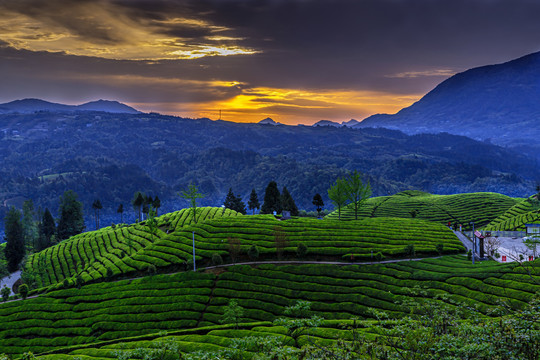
63;279;69;288
106;268;114;277
1;286;10;302
19;284;29;300
147;264;157;274
248;245;259;261
212;253;223;266
296;243;308;258
436;243;444;255
374;252;384;262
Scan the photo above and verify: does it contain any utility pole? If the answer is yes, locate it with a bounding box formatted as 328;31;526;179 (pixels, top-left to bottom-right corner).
192;231;196;271
470;222;475;265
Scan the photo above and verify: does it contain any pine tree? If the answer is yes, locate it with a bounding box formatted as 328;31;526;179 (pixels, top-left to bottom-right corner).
233;194;247;215
57;190;85;240
224;188;236;209
37;208;55;251
260;181;282;214
248;188;260;215
312;193;324;218
117;204;124;223
92;199;103;229
152;196;161;215
22;199;38;252
281;186;299;216
4;207;25;272
132;192;144;222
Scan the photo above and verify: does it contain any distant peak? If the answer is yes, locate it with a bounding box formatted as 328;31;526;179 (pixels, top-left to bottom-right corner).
0;98;141;114
312;120;341;127
258;117;280;125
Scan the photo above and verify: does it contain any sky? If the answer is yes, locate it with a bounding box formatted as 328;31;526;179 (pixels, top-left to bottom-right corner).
0;0;539;125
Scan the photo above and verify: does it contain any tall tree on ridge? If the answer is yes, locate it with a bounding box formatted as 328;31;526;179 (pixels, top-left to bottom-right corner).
57;190;84;240
4;207;25;272
261;181;282;214
248;188;260;215
92;199;103;229
179;184;205;224
312;193;324;218
117;204;124;223
22;199;38;252
152;196;161;215
328;178;348;220
37;208;55;251
281;186;299;216
344;170;371;220
224;188;236;210
132;192;144;223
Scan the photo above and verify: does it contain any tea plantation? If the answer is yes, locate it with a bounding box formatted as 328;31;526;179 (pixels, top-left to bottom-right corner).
484;196;540;231
325;191;519;228
1;256;539;356
26;210;463;292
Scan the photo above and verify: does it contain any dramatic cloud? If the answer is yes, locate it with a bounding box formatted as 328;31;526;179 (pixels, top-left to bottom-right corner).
0;0;539;124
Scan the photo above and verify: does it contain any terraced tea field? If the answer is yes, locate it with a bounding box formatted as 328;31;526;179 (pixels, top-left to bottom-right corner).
26;212;463;292
325;191;519;228
484;197;540;231
2;256;538;356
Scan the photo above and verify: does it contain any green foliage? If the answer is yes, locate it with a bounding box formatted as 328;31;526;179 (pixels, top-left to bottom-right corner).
247;245;259;261
223;188;247;215
374;251;384;262
485;195;540;231
146;207;158;243
132;192;144;223
211;253;223;266
404;244;415;260
37;208;55;252
296;243;308;258
221;299;244;329
22;199;38;252
248;188;260;215
260;181;282;215
4;207;25;272
57;190;85;241
1;286;10;302
274;300;323;347
281;186;299;216
179;184;205;224
436;242;444;255
328;177;348;220
18;283;29;300
312;193;324;217
344;170;372;220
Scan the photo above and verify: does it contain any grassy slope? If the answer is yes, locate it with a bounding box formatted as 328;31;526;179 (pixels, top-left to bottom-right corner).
484;196;540;231
325;191;519;229
1;256;538;356
26;210;463;292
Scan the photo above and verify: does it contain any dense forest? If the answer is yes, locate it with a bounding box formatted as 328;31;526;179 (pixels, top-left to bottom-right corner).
0;110;538;230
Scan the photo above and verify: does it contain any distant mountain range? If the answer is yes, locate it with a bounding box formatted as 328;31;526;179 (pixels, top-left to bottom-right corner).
0;98;141;114
313;119;360;127
356;51;540;151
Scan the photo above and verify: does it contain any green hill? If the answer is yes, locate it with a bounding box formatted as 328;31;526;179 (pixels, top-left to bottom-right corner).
26;208;463;291
2;256;539;356
325;191;519;229
484;196;540;231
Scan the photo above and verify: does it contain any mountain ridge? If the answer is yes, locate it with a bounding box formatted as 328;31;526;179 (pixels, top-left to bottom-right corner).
0;98;141;114
356;51;540;150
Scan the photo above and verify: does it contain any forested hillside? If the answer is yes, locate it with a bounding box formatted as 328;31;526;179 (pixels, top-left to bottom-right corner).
0;110;537;229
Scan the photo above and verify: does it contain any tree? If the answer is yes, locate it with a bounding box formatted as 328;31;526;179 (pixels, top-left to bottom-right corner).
37;208;55;252
296;243;308;258
146;207;158;243
224;188;236;209
273;301;323;347
179;184;205;223
132;192;144;223
117;203;124;223
4;207;25;272
260;181;282;214
274;226;288;260
1;286;9;302
57;190;84;241
233;194;247;215
248;245;259;260
344;170;371;220
312;193;324;218
92;199;103;230
18;283;28;300
404;243;416;260
281;186;299;216
22;200;38;252
228;237;241;264
221;299;244;329
142;195;152;220
152;196;161;215
328;178;348;220
248;188;260;215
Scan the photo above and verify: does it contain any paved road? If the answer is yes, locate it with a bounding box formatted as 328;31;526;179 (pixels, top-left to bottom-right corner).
0;270;20;296
454;231;474;252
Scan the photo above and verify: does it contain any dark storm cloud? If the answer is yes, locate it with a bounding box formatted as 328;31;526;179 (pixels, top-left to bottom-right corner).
1;0;540;122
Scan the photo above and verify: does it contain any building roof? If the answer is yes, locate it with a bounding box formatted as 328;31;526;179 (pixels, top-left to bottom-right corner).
525;224;540;227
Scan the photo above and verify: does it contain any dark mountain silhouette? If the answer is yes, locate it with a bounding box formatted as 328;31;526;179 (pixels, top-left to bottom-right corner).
258;117;280;125
356;51;540;151
0;98;141;114
313;120;341;127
